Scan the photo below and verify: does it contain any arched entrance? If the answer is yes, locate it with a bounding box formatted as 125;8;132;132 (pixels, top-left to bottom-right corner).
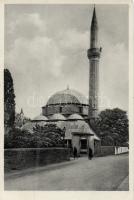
80;138;88;153
71;132;94;156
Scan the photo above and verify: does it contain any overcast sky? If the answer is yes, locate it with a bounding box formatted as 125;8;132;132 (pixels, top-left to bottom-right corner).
5;4;128;118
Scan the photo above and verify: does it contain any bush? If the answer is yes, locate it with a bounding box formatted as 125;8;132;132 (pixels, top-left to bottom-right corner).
4;124;65;148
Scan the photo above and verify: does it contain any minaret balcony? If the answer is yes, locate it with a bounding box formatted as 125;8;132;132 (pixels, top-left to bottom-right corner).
87;48;101;59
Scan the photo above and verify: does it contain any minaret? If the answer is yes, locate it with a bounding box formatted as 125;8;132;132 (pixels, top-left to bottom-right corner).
87;6;101;119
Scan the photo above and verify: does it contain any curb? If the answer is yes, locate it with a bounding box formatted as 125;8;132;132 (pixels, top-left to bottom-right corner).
5;158;76;180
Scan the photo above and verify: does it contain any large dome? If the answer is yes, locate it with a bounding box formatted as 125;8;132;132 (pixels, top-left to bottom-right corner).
46;88;88;105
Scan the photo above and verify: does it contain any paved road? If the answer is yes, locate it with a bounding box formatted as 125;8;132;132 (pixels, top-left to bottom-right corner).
5;154;129;191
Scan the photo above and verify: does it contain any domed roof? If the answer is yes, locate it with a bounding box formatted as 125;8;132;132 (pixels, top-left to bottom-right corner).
46;88;88;105
68;114;84;120
22;120;47;133
47;120;65;129
57;120;94;139
21;122;36;133
49;113;66;121
32;115;48;121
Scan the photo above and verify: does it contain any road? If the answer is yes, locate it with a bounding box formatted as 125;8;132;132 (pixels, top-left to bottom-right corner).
5;154;129;191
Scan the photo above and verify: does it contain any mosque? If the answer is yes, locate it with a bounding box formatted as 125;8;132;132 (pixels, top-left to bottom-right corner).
22;7;102;155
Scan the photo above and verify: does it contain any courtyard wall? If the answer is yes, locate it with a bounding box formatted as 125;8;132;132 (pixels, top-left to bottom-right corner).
94;146;129;157
5;148;70;172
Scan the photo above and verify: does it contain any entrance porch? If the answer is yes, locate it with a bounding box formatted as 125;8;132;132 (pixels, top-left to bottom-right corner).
71;132;94;156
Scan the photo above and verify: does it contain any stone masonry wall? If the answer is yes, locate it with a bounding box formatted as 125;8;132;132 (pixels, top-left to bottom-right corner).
5;148;70;172
42;104;88;117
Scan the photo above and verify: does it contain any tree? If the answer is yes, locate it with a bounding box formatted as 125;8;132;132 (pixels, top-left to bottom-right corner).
95;108;129;146
32;124;64;148
4;123;65;148
4;127;33;148
15;109;31;128
4;69;15;132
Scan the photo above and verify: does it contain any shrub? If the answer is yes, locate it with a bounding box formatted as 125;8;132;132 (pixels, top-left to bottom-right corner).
4;124;65;148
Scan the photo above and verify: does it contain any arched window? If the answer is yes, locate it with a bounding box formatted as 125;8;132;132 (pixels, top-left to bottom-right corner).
79;107;83;114
59;106;62;113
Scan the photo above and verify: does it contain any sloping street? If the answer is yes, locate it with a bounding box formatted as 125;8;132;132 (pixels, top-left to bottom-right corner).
5;154;128;191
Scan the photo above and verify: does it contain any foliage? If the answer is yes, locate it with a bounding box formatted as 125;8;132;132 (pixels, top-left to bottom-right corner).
4;127;32;148
94;108;129;146
32;123;65;148
4;124;65;148
15;112;31;128
4;69;15;131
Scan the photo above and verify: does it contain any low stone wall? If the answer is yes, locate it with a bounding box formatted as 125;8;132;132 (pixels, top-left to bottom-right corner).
5;148;70;172
95;146;129;157
95;146;115;157
101;146;115;156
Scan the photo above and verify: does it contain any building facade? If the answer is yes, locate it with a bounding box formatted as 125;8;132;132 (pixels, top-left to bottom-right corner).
22;7;101;155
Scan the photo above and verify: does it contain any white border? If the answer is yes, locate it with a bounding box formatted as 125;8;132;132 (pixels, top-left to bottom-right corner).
0;0;133;200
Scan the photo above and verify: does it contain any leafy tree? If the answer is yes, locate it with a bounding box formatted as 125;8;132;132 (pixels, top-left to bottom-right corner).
32;124;64;148
4;123;65;148
4;127;32;148
4;69;15;132
94;108;129;146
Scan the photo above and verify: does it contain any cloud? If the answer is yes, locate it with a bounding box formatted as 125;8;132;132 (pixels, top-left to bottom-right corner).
5;5;128;118
6;35;66;79
99;37;128;111
59;29;89;50
8;13;45;39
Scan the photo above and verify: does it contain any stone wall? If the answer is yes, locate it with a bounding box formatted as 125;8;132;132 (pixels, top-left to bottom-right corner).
5;148;70;172
94;146;115;157
42;104;88;117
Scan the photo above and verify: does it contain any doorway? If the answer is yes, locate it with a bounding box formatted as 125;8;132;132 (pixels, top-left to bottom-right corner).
80;139;87;153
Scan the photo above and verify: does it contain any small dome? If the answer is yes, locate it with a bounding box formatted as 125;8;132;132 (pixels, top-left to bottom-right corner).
32;115;48;121
21;122;36;133
49;113;66;121
22;120;48;133
68;114;84;120
60;120;94;139
46;88;88;105
37;121;47;126
47;120;65;129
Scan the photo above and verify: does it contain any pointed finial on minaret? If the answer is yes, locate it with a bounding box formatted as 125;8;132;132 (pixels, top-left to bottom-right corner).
93;4;95;9
91;5;98;29
90;5;98;49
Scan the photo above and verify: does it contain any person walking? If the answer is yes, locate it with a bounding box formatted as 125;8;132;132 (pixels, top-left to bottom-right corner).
88;147;93;160
73;146;77;160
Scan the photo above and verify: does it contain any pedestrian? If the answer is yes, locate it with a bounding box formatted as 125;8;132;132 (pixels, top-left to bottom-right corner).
73;146;77;159
88;147;93;160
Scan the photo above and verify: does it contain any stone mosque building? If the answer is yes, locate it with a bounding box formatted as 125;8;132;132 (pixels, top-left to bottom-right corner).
22;7;101;155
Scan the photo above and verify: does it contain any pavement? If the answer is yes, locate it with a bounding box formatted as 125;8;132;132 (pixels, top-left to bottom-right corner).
4;154;129;191
117;175;129;191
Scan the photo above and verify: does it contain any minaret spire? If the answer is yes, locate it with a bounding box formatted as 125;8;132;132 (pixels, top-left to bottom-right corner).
90;6;98;48
91;6;98;29
87;6;101;119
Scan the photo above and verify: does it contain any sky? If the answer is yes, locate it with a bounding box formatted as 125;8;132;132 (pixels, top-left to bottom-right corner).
4;4;128;119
